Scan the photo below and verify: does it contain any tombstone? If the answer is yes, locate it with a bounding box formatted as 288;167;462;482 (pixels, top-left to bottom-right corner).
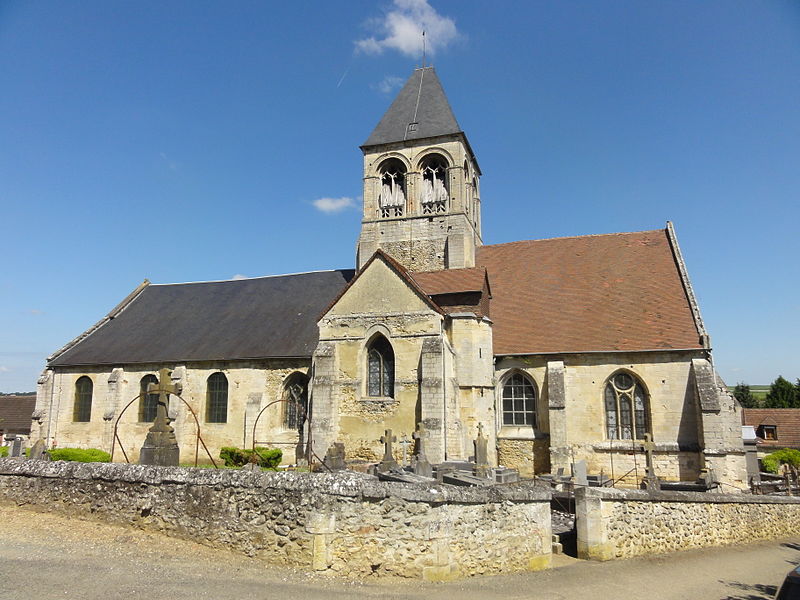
139;368;180;466
640;433;661;491
493;466;520;484
241;462;260;472
10;437;25;458
573;459;588;487
411;423;432;478
473;423;490;479
398;434;412;466
378;429;398;473
29;439;46;461
323;442;346;471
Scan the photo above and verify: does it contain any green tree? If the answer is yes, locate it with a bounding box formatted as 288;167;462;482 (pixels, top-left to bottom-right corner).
764;376;799;408
732;382;758;407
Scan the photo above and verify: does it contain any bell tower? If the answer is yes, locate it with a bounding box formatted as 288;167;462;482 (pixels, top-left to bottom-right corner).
357;67;482;272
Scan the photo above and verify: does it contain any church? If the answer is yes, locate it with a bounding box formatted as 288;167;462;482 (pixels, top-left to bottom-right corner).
31;67;747;488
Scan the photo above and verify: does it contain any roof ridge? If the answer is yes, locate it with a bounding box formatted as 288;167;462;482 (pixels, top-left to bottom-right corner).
480;228;666;249
150;269;353;286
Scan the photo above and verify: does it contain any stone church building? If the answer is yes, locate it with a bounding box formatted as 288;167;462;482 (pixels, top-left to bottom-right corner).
31;67;747;488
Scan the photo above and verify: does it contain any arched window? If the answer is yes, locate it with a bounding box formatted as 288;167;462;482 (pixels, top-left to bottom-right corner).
73;376;93;422
367;335;394;398
377;158;406;218
471;176;479;227
206;372;228;423
139;374;159;422
283;372;309;430
501;372;537;427
420;154;448;214
604;372;650;440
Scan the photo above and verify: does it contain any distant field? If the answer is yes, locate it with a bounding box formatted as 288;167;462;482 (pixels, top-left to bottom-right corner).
728;385;769;400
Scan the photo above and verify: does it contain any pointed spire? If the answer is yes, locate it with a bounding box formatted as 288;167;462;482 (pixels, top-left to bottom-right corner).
362;67;462;148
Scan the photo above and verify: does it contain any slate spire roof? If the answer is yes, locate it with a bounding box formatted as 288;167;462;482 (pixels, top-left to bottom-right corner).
362;67;462;147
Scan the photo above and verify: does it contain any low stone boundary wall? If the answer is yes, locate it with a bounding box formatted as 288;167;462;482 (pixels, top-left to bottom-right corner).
0;459;552;580
576;486;800;560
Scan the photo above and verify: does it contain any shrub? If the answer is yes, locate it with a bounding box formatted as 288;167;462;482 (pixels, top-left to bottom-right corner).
219;446;282;469
0;446;7;458
47;448;111;463
762;448;800;474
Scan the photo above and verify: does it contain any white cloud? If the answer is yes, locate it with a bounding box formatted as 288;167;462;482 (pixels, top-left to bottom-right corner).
231;274;248;280
0;366;9;373
356;0;459;58
375;75;404;94
28;309;44;315
313;197;357;214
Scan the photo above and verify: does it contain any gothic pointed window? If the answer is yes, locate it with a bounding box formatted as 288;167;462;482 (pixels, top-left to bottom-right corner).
283;372;309;430
420;154;448;214
367;335;394;398
73;376;93;422
501;372;537;427
377;158;406;218
604;372;650;440
139;374;159;422
206;372;228;423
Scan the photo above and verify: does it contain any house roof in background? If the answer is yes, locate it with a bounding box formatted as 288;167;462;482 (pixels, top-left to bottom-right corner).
742;408;800;449
0;395;36;434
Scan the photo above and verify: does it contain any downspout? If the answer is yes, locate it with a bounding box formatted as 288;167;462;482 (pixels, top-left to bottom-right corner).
441;318;448;461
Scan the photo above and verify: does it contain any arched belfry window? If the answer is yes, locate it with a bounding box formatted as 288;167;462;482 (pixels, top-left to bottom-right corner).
367;335;394;398
206;372;228;423
471;176;479;227
501;372;537;427
139;374;159;422
604;372;650;440
378;158;406;218
283;372;309;430
420;154;448;214
73;376;93;422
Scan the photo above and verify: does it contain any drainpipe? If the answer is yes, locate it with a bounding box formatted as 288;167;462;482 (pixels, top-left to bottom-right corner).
441;319;448;461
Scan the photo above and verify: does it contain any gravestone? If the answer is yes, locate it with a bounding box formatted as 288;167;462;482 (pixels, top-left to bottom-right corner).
573;459;588;487
10;437;25;458
378;429;398;473
640;433;661;491
139;368;180;466
29;439;46;461
398;434;412;466
411;423;432;477
473;423;490;479
323;442;346;471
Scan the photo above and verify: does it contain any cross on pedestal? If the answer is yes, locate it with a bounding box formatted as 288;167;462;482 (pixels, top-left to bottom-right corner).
412;422;432;478
640;433;660;491
474;422;490;479
139;367;181;466
378;429;398;472
398;434;412;466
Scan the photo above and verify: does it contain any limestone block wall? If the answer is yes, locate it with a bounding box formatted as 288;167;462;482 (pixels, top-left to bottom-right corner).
0;459;552;580
576;486;800;561
33;359;310;465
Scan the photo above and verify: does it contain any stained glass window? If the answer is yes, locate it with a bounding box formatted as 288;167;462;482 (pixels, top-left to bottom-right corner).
283;374;309;430
604;372;650;440
366;336;394;398
206;372;228;423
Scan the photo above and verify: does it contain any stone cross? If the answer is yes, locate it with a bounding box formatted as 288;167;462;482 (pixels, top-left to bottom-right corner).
474;423;490;479
29;439;46;461
398;434;412;466
378;429;398;472
139;367;181;466
412;423;432;478
640;433;660;491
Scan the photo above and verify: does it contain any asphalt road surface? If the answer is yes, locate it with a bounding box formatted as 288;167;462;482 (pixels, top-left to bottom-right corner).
0;503;797;600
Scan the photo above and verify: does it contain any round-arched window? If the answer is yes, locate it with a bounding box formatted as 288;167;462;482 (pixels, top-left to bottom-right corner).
501;372;537;427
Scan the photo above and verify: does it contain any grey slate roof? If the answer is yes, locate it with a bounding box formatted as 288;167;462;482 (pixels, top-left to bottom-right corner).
49;270;355;367
362;67;462;147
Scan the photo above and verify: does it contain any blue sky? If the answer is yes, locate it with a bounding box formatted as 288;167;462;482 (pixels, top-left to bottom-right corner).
1;0;798;392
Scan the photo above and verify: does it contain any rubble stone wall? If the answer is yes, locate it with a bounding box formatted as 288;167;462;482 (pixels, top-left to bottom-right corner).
576;486;800;561
0;459;552;580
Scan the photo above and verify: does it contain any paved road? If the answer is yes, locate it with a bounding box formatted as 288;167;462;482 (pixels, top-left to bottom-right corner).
0;502;797;600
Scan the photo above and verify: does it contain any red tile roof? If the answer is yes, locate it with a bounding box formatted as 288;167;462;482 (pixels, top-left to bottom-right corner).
475;229;703;354
742;409;800;449
410;267;488;295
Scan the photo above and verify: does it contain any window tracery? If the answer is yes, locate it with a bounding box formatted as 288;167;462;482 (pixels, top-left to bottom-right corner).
420;154;448;214
501;372;537;427
377;158;406;218
604;372;650;440
283;373;309;430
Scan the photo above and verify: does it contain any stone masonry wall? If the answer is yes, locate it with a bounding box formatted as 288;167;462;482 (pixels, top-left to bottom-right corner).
576;486;800;561
0;459;552;580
